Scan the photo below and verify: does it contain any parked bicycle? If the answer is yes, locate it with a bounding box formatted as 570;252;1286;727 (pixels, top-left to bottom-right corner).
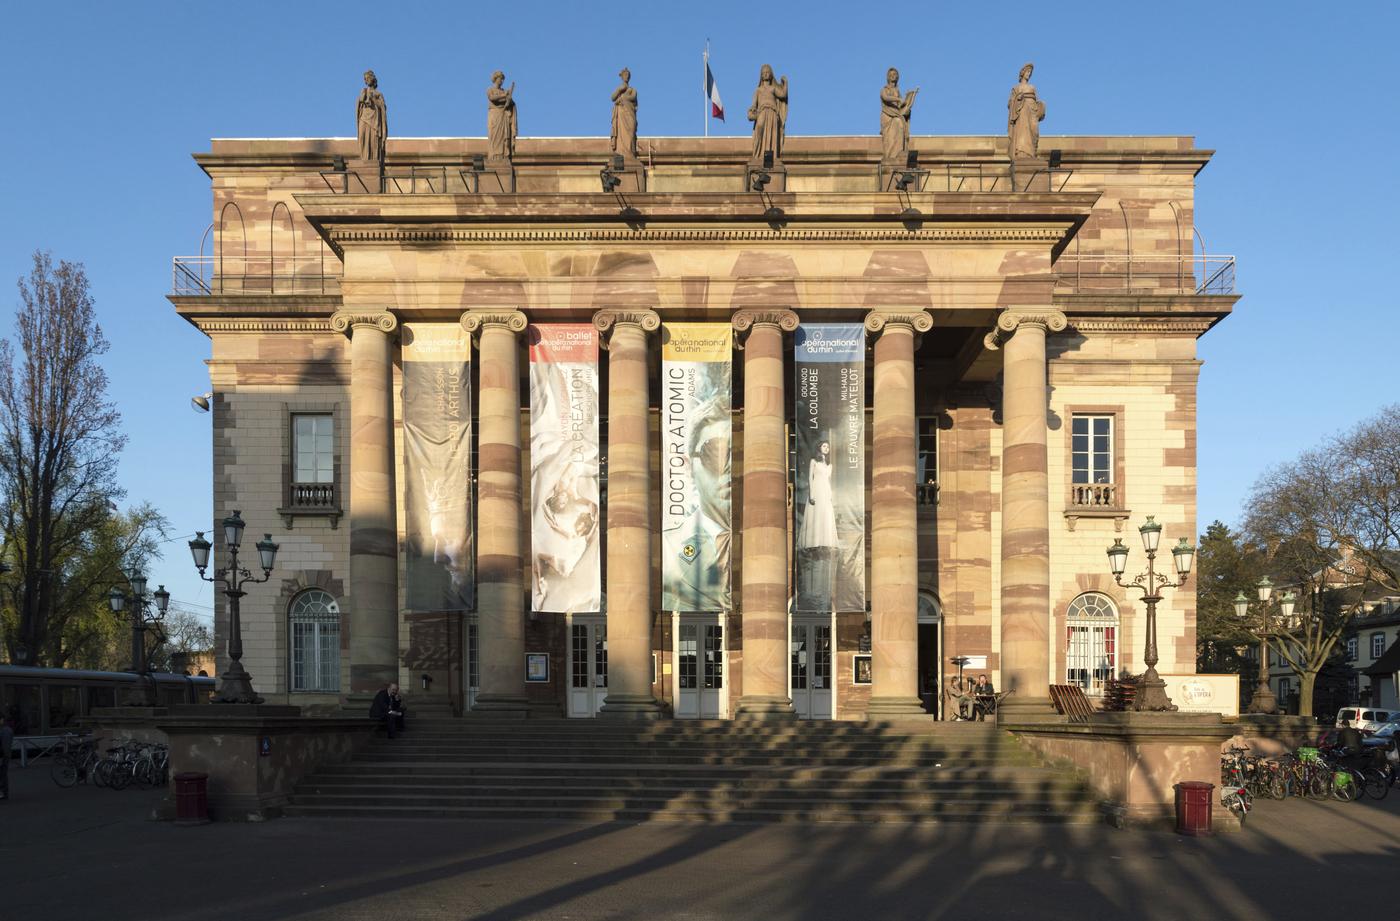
48;733;100;788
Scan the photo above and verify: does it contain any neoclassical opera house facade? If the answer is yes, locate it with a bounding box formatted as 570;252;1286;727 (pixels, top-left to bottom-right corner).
172;67;1234;720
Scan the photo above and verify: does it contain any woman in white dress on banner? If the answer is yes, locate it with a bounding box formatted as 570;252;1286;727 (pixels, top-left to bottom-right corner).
799;440;839;551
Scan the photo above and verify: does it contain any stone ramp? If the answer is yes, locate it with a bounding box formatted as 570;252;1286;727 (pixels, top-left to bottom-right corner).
285;720;1102;825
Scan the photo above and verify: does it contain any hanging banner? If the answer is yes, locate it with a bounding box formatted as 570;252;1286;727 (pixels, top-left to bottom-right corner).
661;323;733;612
528;324;602;613
794;323;866;613
402;323;473;612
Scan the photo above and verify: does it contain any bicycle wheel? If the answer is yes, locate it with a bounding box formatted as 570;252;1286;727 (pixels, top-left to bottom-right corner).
50;757;78;788
1332;770;1361;803
92;758;111;788
1307;769;1330;799
1267;771;1287;800
1362;769;1389;800
108;763;133;791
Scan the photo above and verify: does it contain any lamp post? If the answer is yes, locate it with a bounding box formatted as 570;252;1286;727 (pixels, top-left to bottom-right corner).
189;510;279;705
1234;578;1298;715
1106;516;1196;712
108;570;171;706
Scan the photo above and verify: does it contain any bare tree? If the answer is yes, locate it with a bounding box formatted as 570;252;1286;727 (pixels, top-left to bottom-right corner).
148;604;215;673
1244;405;1400;715
0;251;156;667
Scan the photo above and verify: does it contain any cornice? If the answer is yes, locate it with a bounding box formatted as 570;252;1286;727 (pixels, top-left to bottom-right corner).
191;318;333;333
326;227;1066;246
1070;319;1214;335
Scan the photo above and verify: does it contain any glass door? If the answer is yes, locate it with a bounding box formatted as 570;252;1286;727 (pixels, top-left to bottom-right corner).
676;615;724;718
568;617;607;717
791;620;833;719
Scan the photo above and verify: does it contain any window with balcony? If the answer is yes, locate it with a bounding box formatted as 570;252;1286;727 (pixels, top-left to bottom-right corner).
1064;411;1126;529
289;589;341;693
281;410;341;527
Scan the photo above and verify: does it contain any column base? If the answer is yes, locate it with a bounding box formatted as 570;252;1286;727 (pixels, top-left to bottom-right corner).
865;697;931;721
734;696;797;719
468;696;531;719
598;694;662;720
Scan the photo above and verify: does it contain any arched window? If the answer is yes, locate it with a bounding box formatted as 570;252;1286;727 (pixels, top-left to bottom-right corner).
289;589;340;692
1065;592;1119;696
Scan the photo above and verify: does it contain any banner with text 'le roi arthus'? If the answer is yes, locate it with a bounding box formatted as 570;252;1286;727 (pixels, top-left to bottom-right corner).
794;323;866;613
528;324;602;613
401;322;473;613
661;323;733;612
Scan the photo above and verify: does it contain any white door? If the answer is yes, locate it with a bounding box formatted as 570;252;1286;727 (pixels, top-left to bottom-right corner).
791;619;834;719
568;617;607;717
675;615;725;718
466;618;479;711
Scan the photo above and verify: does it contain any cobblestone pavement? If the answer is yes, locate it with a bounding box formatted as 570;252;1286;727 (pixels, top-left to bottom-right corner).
3;762;1398;921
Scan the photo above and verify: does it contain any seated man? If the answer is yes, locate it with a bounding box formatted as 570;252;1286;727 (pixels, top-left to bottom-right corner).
369;683;407;739
973;674;996;721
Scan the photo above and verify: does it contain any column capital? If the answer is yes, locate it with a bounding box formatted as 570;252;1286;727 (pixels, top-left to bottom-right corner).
592;309;660;343
461;310;528;335
983;308;1068;350
864;309;932;336
732;308;799;346
330;310;398;336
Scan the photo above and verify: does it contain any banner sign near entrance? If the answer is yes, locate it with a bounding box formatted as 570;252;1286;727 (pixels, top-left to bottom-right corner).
661;323;733;612
794;323;866;613
528;324;602;613
402;322;473;612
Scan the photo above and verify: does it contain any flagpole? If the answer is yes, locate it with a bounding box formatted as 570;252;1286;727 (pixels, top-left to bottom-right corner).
703;42;709;138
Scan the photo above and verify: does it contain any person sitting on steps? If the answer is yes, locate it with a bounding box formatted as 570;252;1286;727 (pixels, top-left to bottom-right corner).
369;683;407;739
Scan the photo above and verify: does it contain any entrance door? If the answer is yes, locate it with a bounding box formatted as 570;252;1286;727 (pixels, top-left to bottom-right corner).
675;614;725;718
568;617;607;717
916;594;943;717
791;618;833;719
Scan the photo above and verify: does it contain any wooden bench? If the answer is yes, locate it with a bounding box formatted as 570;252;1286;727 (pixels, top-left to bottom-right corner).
1049;685;1097;723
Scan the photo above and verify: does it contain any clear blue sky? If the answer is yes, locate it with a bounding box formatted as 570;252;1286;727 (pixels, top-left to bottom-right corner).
2;0;1397;622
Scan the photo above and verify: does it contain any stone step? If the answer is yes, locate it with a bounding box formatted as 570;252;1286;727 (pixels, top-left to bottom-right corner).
345;751;1034;768
308;761;1064;781
281;802;1100;825
294;778;1089;800
289;790;1094;811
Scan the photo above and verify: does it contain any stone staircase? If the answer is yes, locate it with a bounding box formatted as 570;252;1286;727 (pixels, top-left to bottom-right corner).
285;719;1102;824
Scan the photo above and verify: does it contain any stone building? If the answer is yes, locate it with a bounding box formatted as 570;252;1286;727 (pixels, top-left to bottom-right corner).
171;128;1236;720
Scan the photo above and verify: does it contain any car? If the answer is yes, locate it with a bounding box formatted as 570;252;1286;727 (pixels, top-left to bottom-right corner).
1336;707;1399;732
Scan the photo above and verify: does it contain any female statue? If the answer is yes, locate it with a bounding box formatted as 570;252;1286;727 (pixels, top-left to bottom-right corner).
1007;62;1046;160
747;64;788;163
610;68;638;160
486;71;517;162
356;70;387;163
879;68;918;163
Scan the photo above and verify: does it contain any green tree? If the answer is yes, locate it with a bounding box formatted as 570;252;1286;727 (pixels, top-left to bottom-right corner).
1244;404;1400;716
1194;520;1264;674
0;252;168;667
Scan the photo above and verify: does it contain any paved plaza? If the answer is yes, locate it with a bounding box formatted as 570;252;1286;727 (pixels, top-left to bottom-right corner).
3;763;1398;921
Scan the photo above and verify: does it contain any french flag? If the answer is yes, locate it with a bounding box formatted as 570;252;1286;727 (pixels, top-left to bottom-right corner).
706;59;724;121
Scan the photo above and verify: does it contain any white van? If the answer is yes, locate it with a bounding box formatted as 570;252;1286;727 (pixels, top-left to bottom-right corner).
1335;707;1399;732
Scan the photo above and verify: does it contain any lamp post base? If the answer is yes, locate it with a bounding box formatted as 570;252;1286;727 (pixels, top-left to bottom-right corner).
1131;669;1178;712
212;661;264;705
1246;682;1280;715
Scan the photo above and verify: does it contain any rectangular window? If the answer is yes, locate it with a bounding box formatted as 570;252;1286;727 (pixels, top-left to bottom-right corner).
1070;415;1114;485
1346;636;1358;661
1371;632;1387;660
292;413;334;484
917;417;939;505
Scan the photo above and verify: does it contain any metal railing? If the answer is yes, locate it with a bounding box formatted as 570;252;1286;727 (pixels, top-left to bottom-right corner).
171;256;341;296
1054;254;1236;295
1068;483;1120;509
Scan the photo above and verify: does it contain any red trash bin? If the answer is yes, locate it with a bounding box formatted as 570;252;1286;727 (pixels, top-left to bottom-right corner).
174;772;210;826
1174;781;1214;836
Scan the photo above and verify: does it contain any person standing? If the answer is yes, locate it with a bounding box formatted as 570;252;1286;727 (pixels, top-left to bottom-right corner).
369;683;407;739
0;714;13;801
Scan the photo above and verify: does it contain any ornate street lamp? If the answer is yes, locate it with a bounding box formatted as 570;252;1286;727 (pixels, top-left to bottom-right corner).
190;510;279;704
1106;517;1196;711
1235;579;1298;714
109;570;169;707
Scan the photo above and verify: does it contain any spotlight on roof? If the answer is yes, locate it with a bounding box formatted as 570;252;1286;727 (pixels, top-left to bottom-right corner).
191;392;212;413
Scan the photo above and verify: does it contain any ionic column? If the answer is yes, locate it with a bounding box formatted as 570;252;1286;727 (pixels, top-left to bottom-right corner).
985;308;1067;714
463;310;530;716
733;308;800;719
864;309;933;719
593;309;662;719
330;309;400;697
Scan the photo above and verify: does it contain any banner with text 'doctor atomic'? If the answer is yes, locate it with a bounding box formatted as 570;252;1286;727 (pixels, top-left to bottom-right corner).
661;323;733;612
